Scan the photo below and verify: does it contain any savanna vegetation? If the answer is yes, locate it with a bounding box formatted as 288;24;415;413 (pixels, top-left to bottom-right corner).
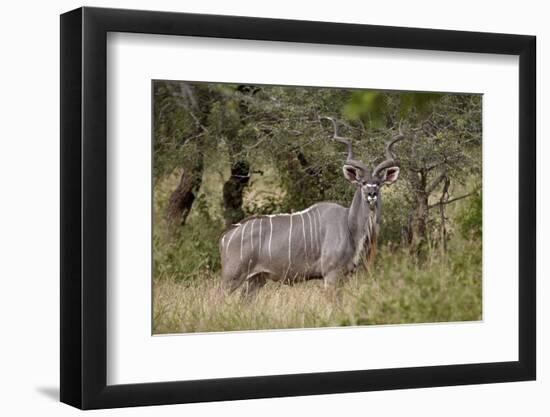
153;81;482;334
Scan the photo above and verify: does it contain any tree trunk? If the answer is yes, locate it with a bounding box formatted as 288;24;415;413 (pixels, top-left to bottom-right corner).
165;160;203;226
411;192;429;252
438;177;451;253
163;82;210;228
220;85;258;228
222;160;250;227
408;170;429;255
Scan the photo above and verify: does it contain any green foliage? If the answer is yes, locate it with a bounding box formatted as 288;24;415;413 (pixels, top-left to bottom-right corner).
153;172;224;282
349;238;482;326
456;187;483;239
153;216;223;282
344;91;387;127
153;82;196;179
377;186;412;245
344;91;444;126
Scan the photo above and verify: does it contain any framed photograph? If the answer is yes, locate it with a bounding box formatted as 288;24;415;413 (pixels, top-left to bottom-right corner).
60;6;536;409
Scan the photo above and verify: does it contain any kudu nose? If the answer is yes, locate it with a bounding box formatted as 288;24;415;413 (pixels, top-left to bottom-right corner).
366;192;378;205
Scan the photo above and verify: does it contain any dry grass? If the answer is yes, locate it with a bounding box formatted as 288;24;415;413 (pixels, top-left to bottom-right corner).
153;240;482;334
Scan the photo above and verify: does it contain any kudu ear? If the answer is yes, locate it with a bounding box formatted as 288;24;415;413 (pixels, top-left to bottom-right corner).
382;166;400;185
342;164;365;184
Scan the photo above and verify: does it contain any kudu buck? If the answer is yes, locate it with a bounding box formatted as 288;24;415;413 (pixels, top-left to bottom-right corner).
219;117;404;297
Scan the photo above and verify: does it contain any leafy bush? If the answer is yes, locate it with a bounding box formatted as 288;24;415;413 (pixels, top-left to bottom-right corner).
153;174;224;282
456;187;482;239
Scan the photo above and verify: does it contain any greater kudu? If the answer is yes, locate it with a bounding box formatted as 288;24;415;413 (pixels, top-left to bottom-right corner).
219;117;404;297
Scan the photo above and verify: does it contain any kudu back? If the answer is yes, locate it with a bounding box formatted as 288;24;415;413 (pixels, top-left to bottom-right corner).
219;117;403;297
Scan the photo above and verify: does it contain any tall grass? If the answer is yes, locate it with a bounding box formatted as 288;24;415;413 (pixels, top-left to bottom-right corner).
153;236;481;334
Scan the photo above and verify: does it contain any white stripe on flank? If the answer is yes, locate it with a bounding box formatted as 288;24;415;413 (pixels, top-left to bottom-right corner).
268;216;273;261
225;226;240;256
306;211;314;255
311;210;318;253
250;219;256;251
240;221;248;261
288;214;293;267
258;218;262;255
300;212;308;260
266;206;313;218
293;207;312;215
221;234;225;250
316;208;323;274
320;247;325;276
315;208;322;249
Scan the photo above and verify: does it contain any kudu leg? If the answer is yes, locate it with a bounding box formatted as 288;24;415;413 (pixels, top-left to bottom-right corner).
240;274;267;301
219;267;247;296
323;270;345;303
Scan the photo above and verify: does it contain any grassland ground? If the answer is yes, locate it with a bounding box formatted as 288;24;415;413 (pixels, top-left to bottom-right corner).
153;239;482;334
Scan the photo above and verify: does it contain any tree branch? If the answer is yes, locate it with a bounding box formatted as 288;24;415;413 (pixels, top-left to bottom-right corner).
428;192;475;209
426;170;447;194
426;160;446;172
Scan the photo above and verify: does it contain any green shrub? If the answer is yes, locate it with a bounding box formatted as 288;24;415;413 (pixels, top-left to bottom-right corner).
456;187;482;239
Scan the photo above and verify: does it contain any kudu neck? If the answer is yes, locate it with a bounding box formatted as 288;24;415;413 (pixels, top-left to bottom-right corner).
348;187;379;248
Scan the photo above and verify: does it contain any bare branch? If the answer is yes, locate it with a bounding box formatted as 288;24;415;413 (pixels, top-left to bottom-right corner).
428;192;475;209
426;160;447;172
438;176;451;250
167;83;209;134
426;170;447;194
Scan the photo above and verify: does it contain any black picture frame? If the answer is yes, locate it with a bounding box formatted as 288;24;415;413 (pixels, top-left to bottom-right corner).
60;6;536;410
